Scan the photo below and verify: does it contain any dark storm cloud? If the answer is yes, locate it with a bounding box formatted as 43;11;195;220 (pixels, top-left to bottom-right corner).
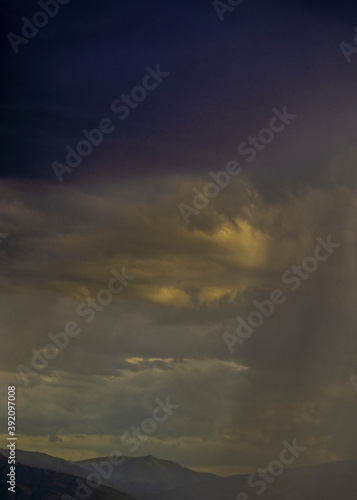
1;0;215;179
0;164;356;471
2;0;357;188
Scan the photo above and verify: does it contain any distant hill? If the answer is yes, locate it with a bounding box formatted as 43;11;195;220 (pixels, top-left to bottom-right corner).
0;453;136;500
1;449;356;500
141;460;357;500
76;454;217;497
0;448;93;481
143;473;247;500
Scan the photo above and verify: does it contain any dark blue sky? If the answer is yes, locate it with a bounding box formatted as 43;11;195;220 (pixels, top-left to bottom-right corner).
2;0;357;188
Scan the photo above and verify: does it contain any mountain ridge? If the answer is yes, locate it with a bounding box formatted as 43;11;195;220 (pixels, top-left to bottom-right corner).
1;449;357;500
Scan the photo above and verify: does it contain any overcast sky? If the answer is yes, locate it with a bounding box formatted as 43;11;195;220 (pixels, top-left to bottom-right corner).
1;0;357;476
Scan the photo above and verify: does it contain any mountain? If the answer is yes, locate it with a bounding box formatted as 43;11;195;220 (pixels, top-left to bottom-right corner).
76;454;217;497
0;448;93;481
1;449;356;500
142;460;357;500
0;448;123;491
0;452;136;500
143;473;247;500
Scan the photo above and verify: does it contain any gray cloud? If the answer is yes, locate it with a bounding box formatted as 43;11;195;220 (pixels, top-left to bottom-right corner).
1;144;357;470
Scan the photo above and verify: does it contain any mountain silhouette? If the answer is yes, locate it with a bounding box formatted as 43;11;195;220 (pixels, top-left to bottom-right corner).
1;449;356;499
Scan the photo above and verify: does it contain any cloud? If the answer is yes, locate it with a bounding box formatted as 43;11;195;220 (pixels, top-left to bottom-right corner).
0;150;355;469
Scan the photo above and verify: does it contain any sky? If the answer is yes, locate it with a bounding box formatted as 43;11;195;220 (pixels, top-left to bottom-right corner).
1;0;357;476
